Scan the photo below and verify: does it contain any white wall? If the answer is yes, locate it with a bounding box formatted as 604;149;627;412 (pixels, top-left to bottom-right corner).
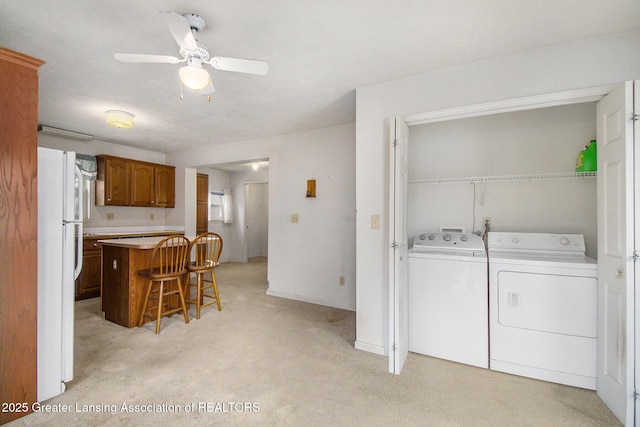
408;102;598;258
355;30;640;355
167;124;356;310
38;134;170;228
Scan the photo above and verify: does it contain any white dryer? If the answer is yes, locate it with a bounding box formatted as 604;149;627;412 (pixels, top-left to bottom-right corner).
487;232;597;389
408;232;488;368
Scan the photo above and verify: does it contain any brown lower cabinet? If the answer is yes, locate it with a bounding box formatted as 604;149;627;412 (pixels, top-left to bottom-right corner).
75;238;102;300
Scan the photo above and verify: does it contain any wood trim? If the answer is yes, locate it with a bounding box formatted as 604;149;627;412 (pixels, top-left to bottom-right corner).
403;85;615;126
0;49;42;424
0;47;45;70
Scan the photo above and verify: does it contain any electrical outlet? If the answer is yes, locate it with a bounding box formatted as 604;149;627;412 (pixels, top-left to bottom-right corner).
371;215;380;229
483;217;491;230
339;276;345;286
149;213;154;220
106;213;114;221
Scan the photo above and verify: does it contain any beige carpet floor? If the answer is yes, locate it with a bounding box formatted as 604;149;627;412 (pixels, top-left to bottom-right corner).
8;258;621;426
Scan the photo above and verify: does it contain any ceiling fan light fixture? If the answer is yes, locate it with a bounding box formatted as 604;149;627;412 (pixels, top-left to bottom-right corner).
106;110;134;129
179;64;210;90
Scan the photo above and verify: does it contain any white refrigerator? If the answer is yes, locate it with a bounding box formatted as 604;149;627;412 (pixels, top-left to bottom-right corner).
37;147;83;402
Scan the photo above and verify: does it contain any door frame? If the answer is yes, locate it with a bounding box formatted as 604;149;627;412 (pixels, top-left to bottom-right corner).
243;180;269;263
387;83;633;413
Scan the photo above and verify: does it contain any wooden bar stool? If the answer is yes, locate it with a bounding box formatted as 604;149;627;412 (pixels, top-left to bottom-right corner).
138;235;190;334
185;232;223;319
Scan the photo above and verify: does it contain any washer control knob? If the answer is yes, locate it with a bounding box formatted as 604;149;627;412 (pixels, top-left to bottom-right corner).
419;234;426;240
428;235;435;240
559;237;570;245
512;237;519;244
443;234;452;242
460;235;468;242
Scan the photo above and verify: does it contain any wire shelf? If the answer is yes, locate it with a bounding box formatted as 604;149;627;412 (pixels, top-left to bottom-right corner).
409;171;597;185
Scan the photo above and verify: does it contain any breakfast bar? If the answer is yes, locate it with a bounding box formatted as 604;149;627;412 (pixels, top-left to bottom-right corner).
100;236;187;328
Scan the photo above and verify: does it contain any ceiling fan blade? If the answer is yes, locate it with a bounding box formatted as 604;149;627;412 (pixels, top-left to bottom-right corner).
114;53;181;64
160;11;198;51
198;80;216;94
208;57;269;75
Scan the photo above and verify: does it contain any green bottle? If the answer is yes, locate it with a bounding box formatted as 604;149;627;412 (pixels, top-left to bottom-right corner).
576;140;597;172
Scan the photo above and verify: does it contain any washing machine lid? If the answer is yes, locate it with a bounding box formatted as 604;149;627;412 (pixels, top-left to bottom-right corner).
412;232;486;253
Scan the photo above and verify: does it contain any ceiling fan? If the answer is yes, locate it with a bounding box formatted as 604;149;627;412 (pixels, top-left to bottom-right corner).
114;12;269;96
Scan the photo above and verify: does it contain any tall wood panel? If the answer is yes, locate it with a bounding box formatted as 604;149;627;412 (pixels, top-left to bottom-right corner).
0;47;44;424
196;173;209;235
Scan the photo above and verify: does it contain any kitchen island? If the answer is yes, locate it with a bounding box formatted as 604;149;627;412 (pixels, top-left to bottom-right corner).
78;230;182;300
100;235;188;327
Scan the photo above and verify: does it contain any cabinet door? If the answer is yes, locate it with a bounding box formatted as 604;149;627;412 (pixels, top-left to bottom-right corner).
130;161;155;207
75;252;101;300
155;165;175;208
102;157;130;206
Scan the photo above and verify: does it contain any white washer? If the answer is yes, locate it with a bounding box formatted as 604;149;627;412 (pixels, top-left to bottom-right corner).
488;232;597;390
408;232;488;368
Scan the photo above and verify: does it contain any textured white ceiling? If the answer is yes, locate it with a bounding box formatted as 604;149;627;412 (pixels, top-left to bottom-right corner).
2;1;640;153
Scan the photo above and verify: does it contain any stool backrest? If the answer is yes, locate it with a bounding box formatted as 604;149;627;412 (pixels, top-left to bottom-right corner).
190;232;223;268
149;235;190;277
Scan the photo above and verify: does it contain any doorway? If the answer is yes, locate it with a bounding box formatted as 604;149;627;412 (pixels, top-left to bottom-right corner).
244;182;268;262
388;83;637;425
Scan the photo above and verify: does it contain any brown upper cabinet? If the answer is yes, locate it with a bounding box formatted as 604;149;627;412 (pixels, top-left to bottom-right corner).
97;155;130;206
130;161;155;206
155;165;176;208
96;155;175;208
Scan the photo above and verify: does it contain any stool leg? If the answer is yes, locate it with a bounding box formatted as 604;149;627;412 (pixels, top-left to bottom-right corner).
139;279;153;327
155;281;164;334
196;272;203;319
183;276;191;310
211;270;222;311
177;276;190;324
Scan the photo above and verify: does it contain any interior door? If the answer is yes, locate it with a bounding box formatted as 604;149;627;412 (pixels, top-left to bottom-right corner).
196;173;208;235
596;81;635;425
635;80;640;427
389;116;409;374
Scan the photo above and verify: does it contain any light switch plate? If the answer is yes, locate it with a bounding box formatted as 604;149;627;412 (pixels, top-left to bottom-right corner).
371;215;380;229
291;214;299;223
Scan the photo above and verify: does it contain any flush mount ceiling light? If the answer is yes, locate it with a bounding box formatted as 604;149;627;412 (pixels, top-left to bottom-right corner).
179;60;210;90
251;163;260;171
106;110;134;129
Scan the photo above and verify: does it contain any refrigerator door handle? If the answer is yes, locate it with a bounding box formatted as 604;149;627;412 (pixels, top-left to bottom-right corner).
73;165;83;280
73;222;83;280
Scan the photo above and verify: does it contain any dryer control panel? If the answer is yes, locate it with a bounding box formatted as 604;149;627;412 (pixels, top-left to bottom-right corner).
412;232;485;251
487;232;586;253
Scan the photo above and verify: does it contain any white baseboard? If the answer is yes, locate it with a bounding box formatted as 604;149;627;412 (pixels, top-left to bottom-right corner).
266;289;355;311
354;340;386;355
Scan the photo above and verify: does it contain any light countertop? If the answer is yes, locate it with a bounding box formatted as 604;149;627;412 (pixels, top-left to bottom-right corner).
98;235;195;249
